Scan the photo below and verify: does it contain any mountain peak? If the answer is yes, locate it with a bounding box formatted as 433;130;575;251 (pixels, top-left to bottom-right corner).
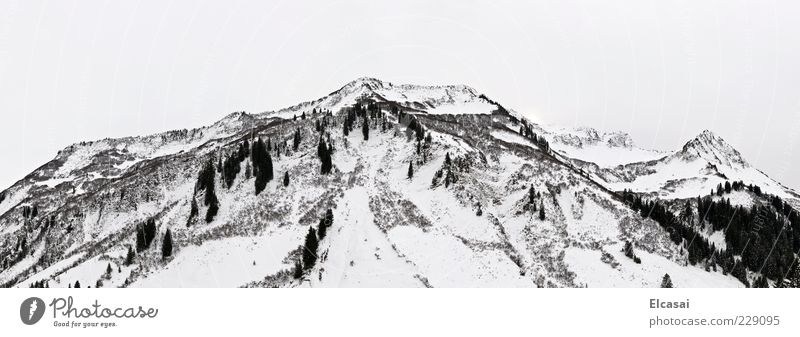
696;129;720;141
679;130;748;168
273;77;497;117
339;77;480;96
342;77;389;90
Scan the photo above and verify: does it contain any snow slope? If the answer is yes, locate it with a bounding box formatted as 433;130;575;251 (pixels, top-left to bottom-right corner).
3;77;791;288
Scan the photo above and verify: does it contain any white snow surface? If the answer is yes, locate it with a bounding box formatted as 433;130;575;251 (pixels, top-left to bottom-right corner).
3;78;793;289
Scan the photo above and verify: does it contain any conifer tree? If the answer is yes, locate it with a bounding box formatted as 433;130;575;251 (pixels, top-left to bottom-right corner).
318;138;333;175
539;201;545;220
106;263;113;276
222;152;241;188
252;138;273;195
318;218;328;241
623;240;641;263
317;209;334;241
302;227;319;269
162;229;173;260
136;219;158;252
283;171;290;187
125;245;135;266
74;280;81;288
292;129;301;152
187;197;198;227
444;169;455;187
362;116;370;141
293;260;303;279
135;228;143;252
407;162;414;179
528;186;536;204
661;273;673;288
325;208;334;225
680;200;694;227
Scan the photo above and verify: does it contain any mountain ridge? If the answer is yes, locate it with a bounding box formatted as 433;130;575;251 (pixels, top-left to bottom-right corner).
1;77;797;288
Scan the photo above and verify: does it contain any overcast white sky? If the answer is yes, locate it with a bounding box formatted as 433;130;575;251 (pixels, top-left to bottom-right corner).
1;0;799;190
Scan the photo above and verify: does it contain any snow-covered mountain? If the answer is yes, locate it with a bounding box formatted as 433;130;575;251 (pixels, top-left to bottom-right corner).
593;130;800;204
1;77;796;288
547;126;668;167
268;77;505;119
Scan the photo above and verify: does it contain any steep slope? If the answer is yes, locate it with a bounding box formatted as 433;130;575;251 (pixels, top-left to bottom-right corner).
0;78;749;288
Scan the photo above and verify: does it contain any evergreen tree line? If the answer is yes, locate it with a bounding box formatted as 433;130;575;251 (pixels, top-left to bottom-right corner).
526;185;546;220
1;235;27;272
313;110;334;136
219;140;252;188
191;136;279;224
623;240;642;264
696;192;799;281
343;101;393;139
621;190;716;267
431;152;472;189
713;180;762;197
431;153;457;188
21;204;38;219
518;122;550;153
134;219;173;260
29;279;49;288
623;185;800;286
343;107;358;136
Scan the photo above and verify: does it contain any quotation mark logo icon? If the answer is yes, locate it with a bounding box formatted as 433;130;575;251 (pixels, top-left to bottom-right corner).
20;297;45;325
